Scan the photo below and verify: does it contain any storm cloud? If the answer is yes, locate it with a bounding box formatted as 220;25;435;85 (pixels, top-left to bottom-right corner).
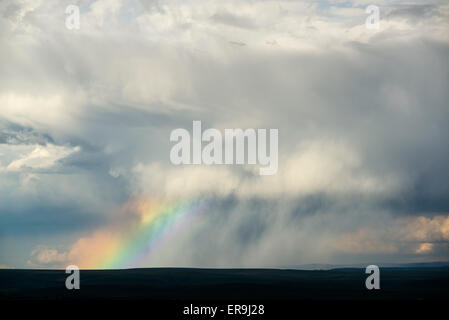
1;0;448;268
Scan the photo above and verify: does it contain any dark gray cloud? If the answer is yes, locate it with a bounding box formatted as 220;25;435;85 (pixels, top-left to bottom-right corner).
387;4;439;22
0;121;54;145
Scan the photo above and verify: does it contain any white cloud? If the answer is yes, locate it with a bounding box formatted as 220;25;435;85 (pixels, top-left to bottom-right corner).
28;246;68;267
333;215;449;254
2;144;79;172
133;139;402;199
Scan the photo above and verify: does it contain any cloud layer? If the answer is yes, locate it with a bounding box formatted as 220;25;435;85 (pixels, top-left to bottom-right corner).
1;0;448;268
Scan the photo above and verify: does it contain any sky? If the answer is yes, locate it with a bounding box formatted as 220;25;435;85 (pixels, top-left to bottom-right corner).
0;0;448;269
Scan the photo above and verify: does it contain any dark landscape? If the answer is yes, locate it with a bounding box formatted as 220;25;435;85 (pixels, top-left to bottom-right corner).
1;266;448;301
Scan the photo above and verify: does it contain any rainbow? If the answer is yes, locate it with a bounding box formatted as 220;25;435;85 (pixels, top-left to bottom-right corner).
92;198;208;269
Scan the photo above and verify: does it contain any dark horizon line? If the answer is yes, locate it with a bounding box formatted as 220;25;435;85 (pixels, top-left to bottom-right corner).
3;260;449;271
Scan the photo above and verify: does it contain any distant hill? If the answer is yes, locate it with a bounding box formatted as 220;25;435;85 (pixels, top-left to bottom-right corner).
286;261;449;270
